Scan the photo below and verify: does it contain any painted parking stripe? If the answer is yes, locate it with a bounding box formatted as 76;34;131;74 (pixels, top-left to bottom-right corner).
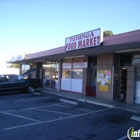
4;108;111;131
32;108;75;116
2;103;65;112
1;111;41;122
117;135;127;140
55;104;92;112
0;96;50;103
16;96;50;102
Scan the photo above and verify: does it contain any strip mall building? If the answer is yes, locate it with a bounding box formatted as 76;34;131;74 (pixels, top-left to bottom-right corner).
8;28;140;105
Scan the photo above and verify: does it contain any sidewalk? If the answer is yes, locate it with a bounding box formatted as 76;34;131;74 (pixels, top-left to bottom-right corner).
41;88;140;114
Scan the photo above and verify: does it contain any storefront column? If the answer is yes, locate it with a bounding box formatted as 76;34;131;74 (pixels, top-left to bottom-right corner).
96;53;114;100
30;62;42;79
57;60;62;91
30;62;37;78
126;66;136;104
19;64;22;75
36;62;43;79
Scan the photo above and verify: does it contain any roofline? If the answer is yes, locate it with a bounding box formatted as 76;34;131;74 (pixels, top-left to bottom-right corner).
8;29;140;63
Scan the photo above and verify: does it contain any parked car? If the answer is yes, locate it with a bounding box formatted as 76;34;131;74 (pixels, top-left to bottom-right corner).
0;69;42;93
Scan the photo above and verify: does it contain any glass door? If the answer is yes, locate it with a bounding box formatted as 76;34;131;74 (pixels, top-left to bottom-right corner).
43;62;58;89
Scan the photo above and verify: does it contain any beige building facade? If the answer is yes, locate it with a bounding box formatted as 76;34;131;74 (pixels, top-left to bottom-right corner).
7;29;140;105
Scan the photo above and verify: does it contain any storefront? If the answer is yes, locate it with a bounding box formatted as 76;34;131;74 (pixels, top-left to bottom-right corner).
7;28;140;105
61;57;87;93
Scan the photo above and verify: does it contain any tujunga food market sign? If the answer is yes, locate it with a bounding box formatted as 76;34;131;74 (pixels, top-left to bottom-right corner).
65;28;103;51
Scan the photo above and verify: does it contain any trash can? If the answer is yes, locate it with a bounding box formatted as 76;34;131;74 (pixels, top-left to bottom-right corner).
85;86;93;96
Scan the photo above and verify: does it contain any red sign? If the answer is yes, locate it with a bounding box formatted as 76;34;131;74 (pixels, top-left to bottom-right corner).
65;28;103;51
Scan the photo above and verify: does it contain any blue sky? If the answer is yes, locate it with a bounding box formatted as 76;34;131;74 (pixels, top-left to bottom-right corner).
0;0;140;63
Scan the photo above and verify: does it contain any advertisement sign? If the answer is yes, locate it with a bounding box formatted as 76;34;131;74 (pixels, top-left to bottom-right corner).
99;85;108;92
65;28;103;51
97;70;111;84
97;70;111;92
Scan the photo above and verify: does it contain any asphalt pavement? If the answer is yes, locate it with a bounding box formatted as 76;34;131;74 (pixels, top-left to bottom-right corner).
0;91;140;140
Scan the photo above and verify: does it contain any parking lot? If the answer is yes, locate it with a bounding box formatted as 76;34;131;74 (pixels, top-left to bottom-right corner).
0;91;140;140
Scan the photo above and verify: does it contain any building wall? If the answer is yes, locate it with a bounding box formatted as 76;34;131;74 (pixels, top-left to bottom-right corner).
82;68;92;95
96;53;114;100
126;66;135;104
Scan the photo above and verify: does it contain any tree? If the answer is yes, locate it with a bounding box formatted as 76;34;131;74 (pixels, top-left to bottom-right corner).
103;30;114;37
9;64;20;69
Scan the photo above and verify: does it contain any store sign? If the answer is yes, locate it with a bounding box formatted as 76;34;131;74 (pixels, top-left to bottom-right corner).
11;54;25;62
11;56;17;62
65;28;103;51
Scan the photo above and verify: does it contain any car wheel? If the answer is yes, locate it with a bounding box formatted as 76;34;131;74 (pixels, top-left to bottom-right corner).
27;85;35;93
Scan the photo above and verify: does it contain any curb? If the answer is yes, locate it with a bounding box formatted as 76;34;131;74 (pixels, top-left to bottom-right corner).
60;99;79;105
44;91;140;114
131;116;140;122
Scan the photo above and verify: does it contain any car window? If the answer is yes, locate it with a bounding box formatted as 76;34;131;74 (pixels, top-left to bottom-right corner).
8;75;18;82
0;75;9;82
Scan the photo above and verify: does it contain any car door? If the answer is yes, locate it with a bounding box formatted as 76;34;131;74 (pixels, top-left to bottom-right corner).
0;75;11;90
8;75;20;90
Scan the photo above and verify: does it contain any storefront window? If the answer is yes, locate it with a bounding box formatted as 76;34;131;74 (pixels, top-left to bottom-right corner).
21;64;30;74
43;62;58;89
61;58;86;93
135;67;140;104
120;54;132;66
62;69;72;78
72;69;83;79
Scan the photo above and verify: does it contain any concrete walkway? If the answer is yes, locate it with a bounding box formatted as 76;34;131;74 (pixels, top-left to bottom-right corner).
41;88;140;114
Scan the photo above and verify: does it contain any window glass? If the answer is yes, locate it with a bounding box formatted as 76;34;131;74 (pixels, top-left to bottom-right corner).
73;58;87;68
72;69;83;79
62;69;72;78
62;59;72;69
120;54;132;66
9;75;18;81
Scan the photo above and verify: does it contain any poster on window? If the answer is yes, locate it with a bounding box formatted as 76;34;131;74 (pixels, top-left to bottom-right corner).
97;70;111;84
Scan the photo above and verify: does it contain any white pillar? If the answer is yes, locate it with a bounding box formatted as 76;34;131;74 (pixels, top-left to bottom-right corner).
57;60;62;91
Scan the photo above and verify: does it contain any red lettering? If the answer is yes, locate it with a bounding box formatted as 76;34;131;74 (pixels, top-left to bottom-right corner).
90;38;94;46
71;43;74;49
78;40;82;48
83;39;85;47
94;37;96;45
97;36;100;45
82;34;86;39
68;43;71;50
85;33;89;38
74;42;76;49
86;39;89;47
90;32;94;37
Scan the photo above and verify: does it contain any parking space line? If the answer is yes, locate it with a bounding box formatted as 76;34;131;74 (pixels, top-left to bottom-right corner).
4;108;111;131
31;108;75;116
0;96;50;104
117;135;127;140
16;96;50;102
55;104;92;112
1;111;42;122
1;103;65;112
